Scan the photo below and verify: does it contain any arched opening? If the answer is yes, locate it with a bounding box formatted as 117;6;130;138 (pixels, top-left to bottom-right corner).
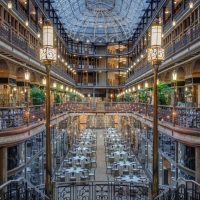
0;60;9;77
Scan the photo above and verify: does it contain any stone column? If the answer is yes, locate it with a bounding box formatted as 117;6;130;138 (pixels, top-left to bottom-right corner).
195;147;200;183
0;147;7;184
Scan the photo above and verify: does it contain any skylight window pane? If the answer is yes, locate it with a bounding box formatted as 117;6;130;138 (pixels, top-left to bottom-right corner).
53;0;148;43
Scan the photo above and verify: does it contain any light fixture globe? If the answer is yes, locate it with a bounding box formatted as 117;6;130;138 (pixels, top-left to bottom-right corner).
8;1;12;9
42;77;46;85
40;21;57;64
148;24;164;65
172;70;177;81
24;70;30;81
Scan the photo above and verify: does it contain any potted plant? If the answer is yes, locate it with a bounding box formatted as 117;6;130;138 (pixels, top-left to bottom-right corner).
69;92;76;101
157;82;172;105
30;86;45;105
54;93;61;104
138;89;148;103
124;93;133;102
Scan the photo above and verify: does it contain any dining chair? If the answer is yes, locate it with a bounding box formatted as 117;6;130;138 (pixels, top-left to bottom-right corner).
106;162;112;174
69;172;76;182
91;159;97;168
112;168;119;177
80;171;89;182
89;169;95;180
123;166;129;175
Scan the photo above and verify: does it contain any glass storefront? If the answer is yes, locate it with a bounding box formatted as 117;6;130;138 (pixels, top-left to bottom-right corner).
159;132;175;161
178;143;195;171
8;143;25;171
26;132;44;160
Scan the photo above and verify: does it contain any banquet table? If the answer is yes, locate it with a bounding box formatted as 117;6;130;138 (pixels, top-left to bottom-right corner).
116;161;135;167
77;141;93;147
113;161;135;175
116;175;147;184
75;147;90;155
109;144;126;151
113;150;128;161
65;167;85;181
71;155;90;167
65;167;85;174
72;156;87;161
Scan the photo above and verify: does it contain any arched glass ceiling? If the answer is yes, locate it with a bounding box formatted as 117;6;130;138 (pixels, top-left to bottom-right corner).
53;0;148;43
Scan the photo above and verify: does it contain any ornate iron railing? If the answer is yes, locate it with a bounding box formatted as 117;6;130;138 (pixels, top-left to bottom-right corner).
0;178;49;200
164;25;199;60
0;102;91;131
0;102;200;130
106;102;200;129
55;181;149;200
155;178;200;200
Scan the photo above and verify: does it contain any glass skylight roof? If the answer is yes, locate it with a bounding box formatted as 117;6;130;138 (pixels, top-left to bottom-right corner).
53;0;148;43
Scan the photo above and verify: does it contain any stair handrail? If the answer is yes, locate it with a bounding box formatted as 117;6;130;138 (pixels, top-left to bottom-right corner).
155;177;200;199
0;177;49;199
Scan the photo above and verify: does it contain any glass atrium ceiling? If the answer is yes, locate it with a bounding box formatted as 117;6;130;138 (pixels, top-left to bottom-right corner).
53;0;148;43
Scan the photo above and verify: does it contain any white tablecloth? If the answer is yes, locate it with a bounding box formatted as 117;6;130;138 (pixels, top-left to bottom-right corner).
65;167;85;181
117;175;141;183
113;151;128;161
75;147;90;155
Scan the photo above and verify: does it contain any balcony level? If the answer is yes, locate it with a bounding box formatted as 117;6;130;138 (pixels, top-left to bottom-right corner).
0;102;200;200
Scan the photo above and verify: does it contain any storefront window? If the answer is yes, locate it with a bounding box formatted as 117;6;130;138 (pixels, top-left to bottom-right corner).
8;144;25;170
26;154;44;185
178;143;195;171
159;132;175;161
26;132;44;160
162;158;176;186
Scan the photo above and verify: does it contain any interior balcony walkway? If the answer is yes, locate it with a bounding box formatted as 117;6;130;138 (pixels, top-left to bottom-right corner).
0;101;200;147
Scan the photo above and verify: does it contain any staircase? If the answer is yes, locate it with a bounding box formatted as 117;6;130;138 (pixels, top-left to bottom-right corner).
155;178;200;200
0;178;49;200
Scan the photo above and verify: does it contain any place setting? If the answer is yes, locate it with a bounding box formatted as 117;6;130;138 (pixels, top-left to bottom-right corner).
56;129;97;182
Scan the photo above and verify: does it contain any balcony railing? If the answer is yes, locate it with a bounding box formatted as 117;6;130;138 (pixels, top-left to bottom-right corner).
126;64;151;84
106;102;200;129
0;24;38;58
76;65;128;70
0;102;200;131
55;181;149;200
67;45;135;57
51;65;75;84
0;102;91;131
0;24;75;84
155;178;200;200
165;23;200;59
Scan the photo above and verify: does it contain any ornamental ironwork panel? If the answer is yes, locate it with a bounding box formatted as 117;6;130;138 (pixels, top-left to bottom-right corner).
55;182;149;200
